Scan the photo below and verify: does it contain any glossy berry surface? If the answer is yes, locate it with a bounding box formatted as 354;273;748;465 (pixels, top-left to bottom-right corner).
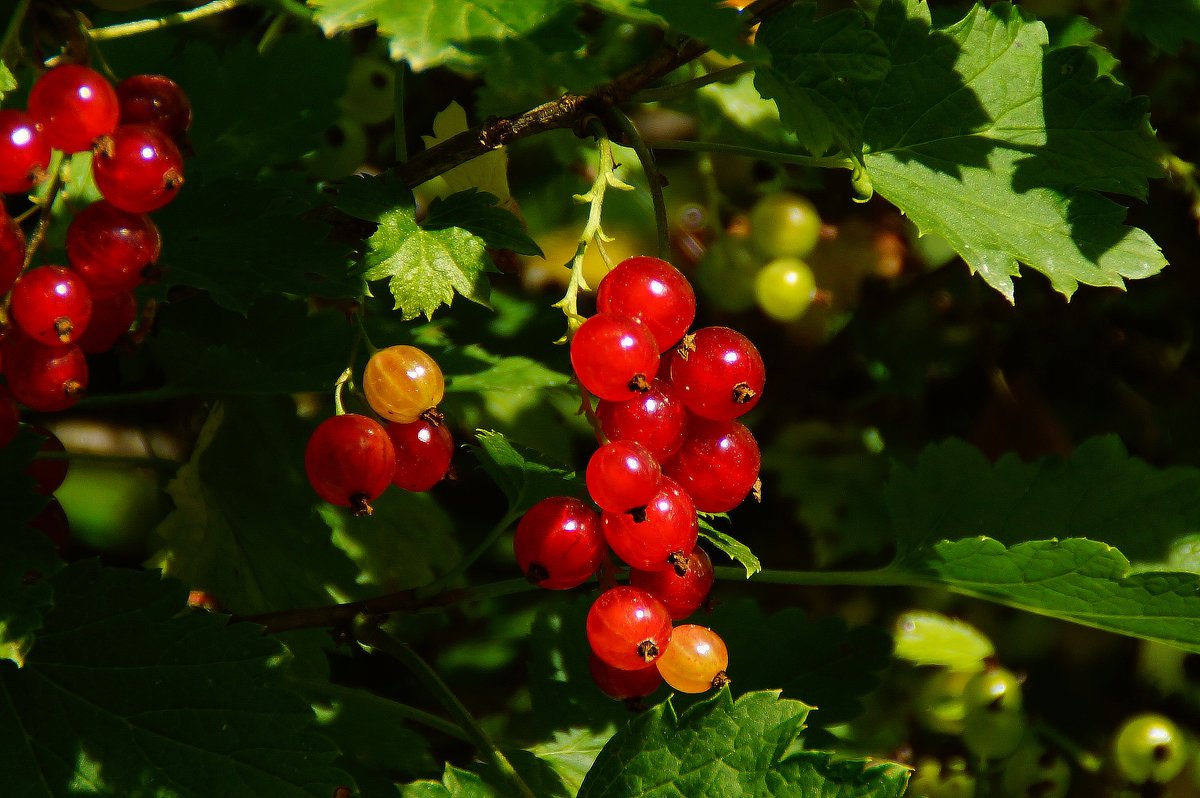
655;624;729;693
93;124;185;213
26;426;68;495
1113;713;1187;784
77;290;136;354
11;266;94;346
589;651;662;701
67;201;161;294
961;666;1026;760
571;313;659;402
665;419;760;513
386;418;453;492
595;378;687;462
304;414;395;515
0;210;25;296
4;337;88;412
601;477;697;572
671;327;765;420
28;65;120;154
630;545;714;620
363;345;445;423
754;257;817;322
586;440;661;514
116;74;192;138
586;586;673;670
596;256;696;352
749;192;821;259
0;387;18;448
512;496;604;590
0;110;51;193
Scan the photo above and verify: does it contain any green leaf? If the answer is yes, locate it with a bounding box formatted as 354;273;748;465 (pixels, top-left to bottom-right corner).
697;517;761;577
309;0;561;72
758;1;1166;302
400;764;493;798
0;61;15;101
424;190;542;256
472;430;583;516
893;610;993;671
0;562;348;796
589;0;758;59
577;690;909;797
1127;0;1200;52
149;399;360;614
443;346;571;393
525;727;612;796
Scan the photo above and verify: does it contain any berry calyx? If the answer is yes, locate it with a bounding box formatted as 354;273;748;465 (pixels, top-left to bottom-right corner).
28;64;120;154
570;313;659;401
629;545;714;620
66;201;162;294
654;624;729;693
596;256;696;352
589;651;663;701
116;74;192;139
304;414;395;515
386;418;454;492
586;585;673;670
363;345;445;424
92;124;185;213
11;266;94;346
586;440;662;514
601;476;697;572
0;110;51;193
670;327;765;420
512;496;605;589
595;378;687;462
664;419;760;513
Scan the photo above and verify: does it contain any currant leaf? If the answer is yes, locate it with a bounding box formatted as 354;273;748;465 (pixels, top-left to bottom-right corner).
399;764;494;797
588;0;759;60
442;346;571;393
472;430;583;516
1126;0;1200;53
697;517;761;577
423;189;542;256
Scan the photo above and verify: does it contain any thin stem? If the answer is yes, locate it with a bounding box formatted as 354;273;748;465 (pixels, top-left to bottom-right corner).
648;138;855;171
23;162;63;270
633;62;755;104
332;367;352;416
1033;720;1103;773
354;624;536;798
256;13;290;55
33;450;178;470
416;509;522;598
292;677;469;743
605;107;671;263
394;63;408;163
712;565;916;587
0;0;31;62
87;0;248;41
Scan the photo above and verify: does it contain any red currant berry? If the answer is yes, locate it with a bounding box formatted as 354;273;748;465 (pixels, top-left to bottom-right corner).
665;419;760;513
0;210;24;296
4;335;88;412
512;496;605;589
66;201;161;294
595;378;687;462
26;426;68;495
629;545;714;620
670;327;765;420
28;65;119;154
570;313;659;402
304;414;395;516
601;476;697;573
30;499;70;554
386;418;453;492
655;624;729;693
589;651;663;701
93;124;185;213
363;345;444;424
0;386;19;448
587;585;673;670
0;110;51;193
11;266;93;346
116;74;192;139
597;256;696;352
77;290;137;354
586;440;661;514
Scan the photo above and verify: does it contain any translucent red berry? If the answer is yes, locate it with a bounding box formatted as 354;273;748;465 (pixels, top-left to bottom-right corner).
665;419;760;513
93;124;185;213
66;201;161;294
0;386;19;448
304;414;395;516
26;426;68;495
601;476;698;573
4;335;88;412
0;210;25;295
116;74;192;139
595;378;687;462
11;266;93;346
570;313;659;402
586;585;673;670
630;545;714;620
655;624;730;693
512;496;605;589
28;65;120;154
586;440;661;514
0;110;51;193
597;256;696;352
77;290;136;354
386;418;453;492
670;327;765;420
589;651;663;701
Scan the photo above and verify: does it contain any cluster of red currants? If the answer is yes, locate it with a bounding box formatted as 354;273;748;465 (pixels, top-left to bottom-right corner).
304;344;455;515
514;255;765;701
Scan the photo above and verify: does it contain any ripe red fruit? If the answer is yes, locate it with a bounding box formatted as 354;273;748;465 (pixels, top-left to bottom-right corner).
512;496;605;589
93;124;185;213
570;313;659;401
597;256;696;352
670;327;765;420
601;476;698;573
0;386;19;448
116;74;192;139
77;290;137;354
655;624;730;693
0;110;51;193
304;414;395;516
11;266;93;346
595;378;687;462
386;418;454;492
4;335;88;412
66;201;161;294
665;419;760;513
0;210;24;296
28;64;120;154
587;585;673;670
586;440;662;514
589;651;663;701
630;545;714;620
26;426;68;495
